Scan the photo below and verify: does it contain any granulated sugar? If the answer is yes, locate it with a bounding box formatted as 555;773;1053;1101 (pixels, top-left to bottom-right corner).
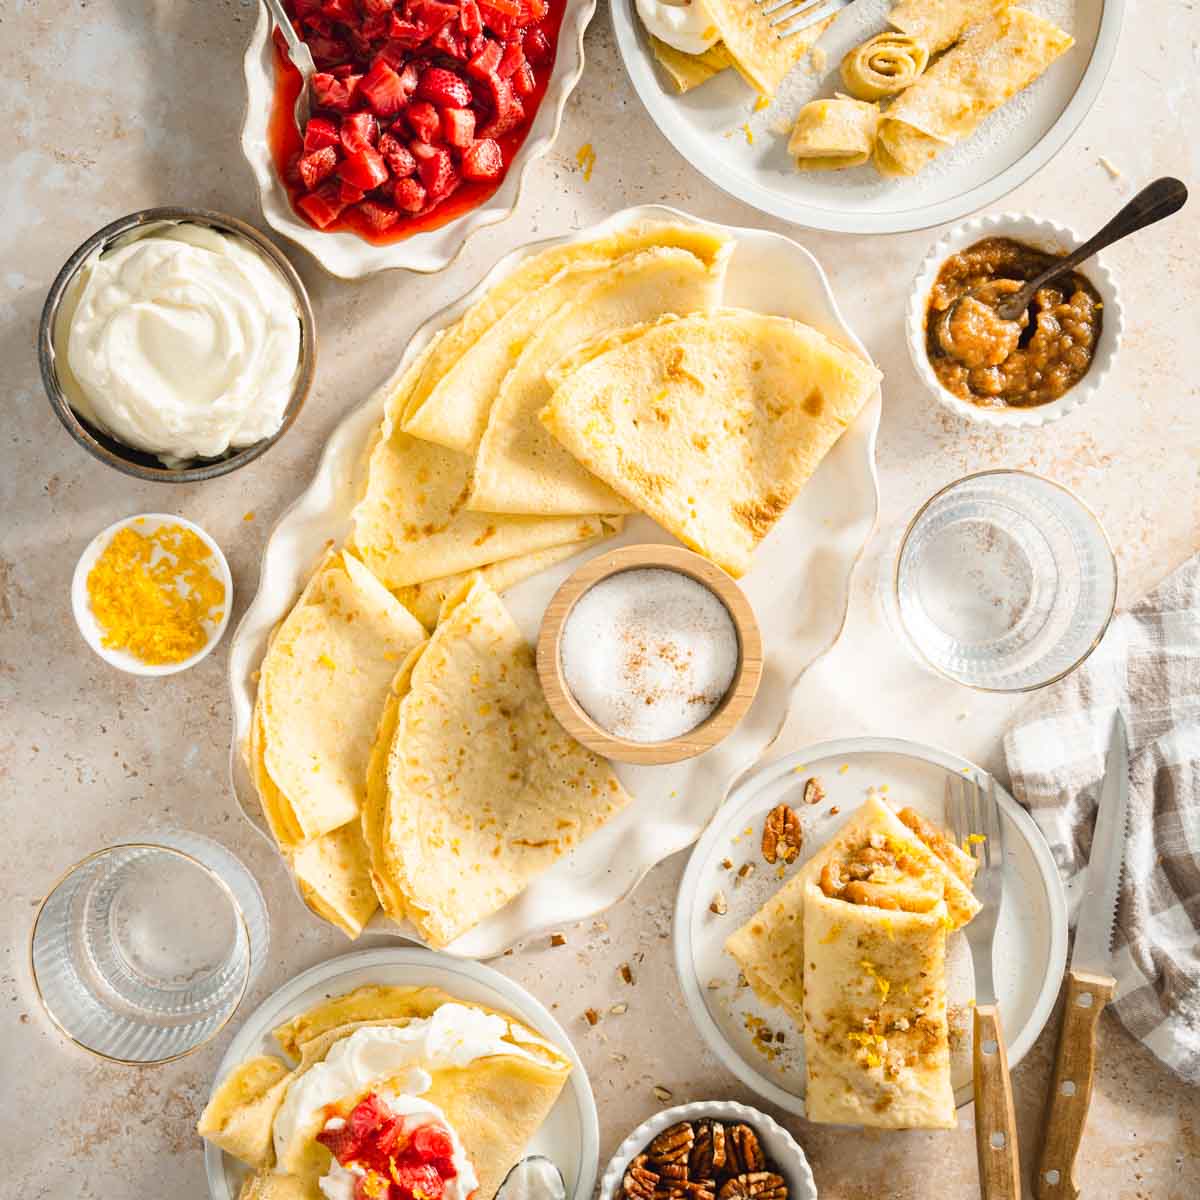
560;568;739;743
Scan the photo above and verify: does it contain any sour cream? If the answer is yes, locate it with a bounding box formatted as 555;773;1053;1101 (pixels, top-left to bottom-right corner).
636;0;720;55
272;1004;538;1174
56;221;301;465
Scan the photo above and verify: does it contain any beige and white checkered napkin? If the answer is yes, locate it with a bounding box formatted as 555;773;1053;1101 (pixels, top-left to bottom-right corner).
1004;553;1200;1085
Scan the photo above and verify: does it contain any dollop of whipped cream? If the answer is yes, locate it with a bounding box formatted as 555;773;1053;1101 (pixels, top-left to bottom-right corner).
272;1004;536;1172
636;0;720;54
57;221;301;465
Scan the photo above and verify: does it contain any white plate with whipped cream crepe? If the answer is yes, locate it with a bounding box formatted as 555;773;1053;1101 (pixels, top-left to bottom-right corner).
674;737;1067;1117
227;204;882;958
611;0;1122;233
203;947;599;1200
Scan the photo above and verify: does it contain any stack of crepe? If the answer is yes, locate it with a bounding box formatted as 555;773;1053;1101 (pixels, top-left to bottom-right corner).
197;985;572;1199
726;797;980;1128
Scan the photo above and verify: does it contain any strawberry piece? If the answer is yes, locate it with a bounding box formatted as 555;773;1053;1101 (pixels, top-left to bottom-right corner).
378;132;417;177
328;61;357;78
387;16;429;45
405;100;441;143
298;145;339;190
417;66;473;107
466;38;503;79
339;180;366;203
340;110;379;153
460;0;483;37
524;26;552;65
337;145;390;190
348;1094;391;1139
308;34;351;67
411;1124;455;1161
440;106;475;148
417;145;460;201
303;115;341;153
312;71;361;110
431;23;468;58
392;176;428;212
373;1114;407;1157
360;11;392;40
359;59;411;116
362;0;396;14
512;60;535;96
408;139;438;160
389;1160;446;1200
482;0;546;24
353;1171;394;1200
284;151;305;190
410;0;460;29
321;0;358;22
355;199;400;233
478;74;524;138
497;39;525;79
461;137;502;180
373;38;409;67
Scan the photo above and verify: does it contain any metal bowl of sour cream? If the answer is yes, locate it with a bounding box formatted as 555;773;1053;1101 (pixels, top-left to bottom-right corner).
39;207;316;483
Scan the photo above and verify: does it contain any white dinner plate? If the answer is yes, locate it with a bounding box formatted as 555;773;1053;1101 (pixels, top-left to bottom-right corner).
203;947;600;1200
674;737;1068;1116
611;0;1123;234
227;203;882;958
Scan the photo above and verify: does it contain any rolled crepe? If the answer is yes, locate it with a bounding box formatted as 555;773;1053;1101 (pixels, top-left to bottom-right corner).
802;879;958;1128
888;0;1008;54
839;32;929;100
788;97;880;171
875;7;1074;177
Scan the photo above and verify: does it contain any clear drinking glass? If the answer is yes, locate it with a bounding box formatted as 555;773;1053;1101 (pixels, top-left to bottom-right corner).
30;830;268;1064
893;470;1117;692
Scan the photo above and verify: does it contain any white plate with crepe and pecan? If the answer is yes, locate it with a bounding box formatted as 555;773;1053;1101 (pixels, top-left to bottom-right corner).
599;1101;817;1200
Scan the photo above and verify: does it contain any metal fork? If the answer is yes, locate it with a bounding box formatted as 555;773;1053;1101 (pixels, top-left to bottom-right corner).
752;0;854;40
947;772;1021;1200
263;0;316;132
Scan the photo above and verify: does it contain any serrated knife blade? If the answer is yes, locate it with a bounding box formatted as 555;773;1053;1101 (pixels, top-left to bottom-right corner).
1071;711;1130;974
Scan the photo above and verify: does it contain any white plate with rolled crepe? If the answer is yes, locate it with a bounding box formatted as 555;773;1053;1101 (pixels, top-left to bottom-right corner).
611;0;1123;233
227;204;883;958
674;736;1068;1120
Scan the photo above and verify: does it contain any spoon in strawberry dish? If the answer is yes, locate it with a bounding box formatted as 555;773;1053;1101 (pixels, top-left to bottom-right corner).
263;0;317;131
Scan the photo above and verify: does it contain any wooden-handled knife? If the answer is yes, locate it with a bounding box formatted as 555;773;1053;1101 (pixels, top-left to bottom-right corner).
1034;713;1130;1200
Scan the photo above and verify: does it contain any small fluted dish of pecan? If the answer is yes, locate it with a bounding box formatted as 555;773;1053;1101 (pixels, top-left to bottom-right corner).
599;1101;817;1200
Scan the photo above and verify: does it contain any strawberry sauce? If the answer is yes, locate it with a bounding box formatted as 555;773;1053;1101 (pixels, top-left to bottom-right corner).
268;0;567;244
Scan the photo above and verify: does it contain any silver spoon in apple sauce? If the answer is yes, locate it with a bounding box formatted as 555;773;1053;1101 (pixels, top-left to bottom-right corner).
936;177;1188;369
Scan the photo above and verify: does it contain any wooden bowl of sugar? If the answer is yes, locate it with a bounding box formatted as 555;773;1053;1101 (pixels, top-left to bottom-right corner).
536;544;763;765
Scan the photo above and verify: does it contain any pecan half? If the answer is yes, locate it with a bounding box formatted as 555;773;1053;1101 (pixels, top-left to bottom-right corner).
649;1121;695;1168
802;777;825;806
623;1156;659;1200
761;804;802;864
689;1119;726;1178
724;1125;765;1175
717;1173;787;1200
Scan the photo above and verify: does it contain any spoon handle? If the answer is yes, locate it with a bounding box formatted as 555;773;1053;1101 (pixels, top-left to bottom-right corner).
997;177;1188;319
262;0;313;67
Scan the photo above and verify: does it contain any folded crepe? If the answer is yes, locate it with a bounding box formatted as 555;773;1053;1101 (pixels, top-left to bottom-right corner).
372;574;633;948
700;0;834;95
650;37;735;93
875;7;1073;177
468;245;730;517
255;549;427;842
198;986;572;1200
726;796;979;1030
888;0;1009;55
725;797;980;1129
350;341;614;589
401;222;733;453
540;309;882;577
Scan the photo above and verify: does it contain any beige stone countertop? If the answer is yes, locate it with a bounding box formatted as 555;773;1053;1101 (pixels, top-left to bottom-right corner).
2;1;1198;1197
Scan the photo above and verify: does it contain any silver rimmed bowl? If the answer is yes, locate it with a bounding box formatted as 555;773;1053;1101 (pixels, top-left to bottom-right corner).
38;206;317;483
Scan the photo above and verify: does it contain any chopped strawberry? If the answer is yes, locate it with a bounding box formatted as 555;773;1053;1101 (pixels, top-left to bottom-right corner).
339;180;366;203
347;1093;391;1140
478;74;524;138
389;1160;446;1200
392;176;428;212
387;16;429;45
512;61;535;96
284;151;304;190
298;145;339;189
466;37;502;79
410;0;460;29
459;0;483;37
378;132;417;176
308;34;351;68
497;39;525;80
411;1124;456;1161
328;61;357;78
417;145;459;201
340;110;379;153
373;1114;407;1157
312;71;361;110
440;106;475;148
303;115;341;153
321;0;358;22
361;0;396;14
355;199;401;233
353;1171;394;1200
524;26;552;65
461;137;502;180
359;59;411;115
337;145;390;190
416;66;473;108
359;11;392;40
408;138;438;160
434;23;469;58
481;0;546;24
405;100;441;142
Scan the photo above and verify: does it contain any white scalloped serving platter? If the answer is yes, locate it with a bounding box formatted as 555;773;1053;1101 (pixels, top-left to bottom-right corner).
227;203;883;958
240;0;596;276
